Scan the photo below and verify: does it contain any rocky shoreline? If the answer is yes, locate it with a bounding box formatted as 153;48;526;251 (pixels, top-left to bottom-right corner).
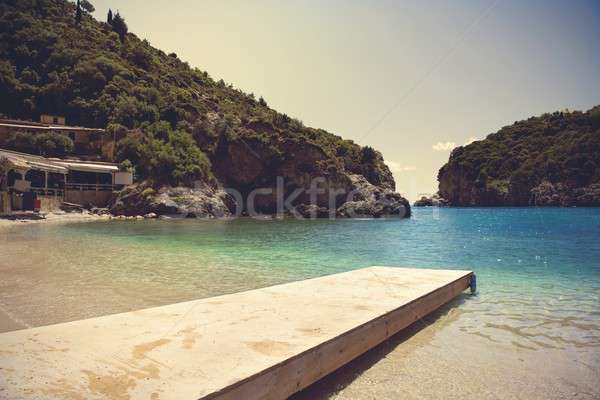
437;172;600;207
110;174;411;219
1;174;412;226
414;186;600;208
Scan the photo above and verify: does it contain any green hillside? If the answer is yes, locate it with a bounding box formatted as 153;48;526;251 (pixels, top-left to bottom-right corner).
438;107;600;206
0;0;395;194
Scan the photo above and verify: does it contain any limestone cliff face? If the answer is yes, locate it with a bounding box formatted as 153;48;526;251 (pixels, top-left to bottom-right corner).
438;107;600;207
212;138;353;212
438;161;511;206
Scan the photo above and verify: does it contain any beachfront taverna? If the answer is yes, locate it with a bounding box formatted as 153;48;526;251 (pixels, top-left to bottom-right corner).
0;115;132;214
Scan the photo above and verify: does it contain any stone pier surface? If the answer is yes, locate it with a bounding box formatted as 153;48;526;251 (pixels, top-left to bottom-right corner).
0;267;472;400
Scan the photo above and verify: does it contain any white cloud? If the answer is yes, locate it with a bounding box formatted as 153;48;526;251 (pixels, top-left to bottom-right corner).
432;141;456;152
387;160;417;174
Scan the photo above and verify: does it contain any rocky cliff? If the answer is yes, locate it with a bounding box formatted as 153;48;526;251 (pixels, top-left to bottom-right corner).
111;173;411;219
438;107;600;206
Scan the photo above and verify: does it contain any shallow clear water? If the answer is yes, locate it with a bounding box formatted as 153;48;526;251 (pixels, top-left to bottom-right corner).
2;208;599;348
1;208;600;397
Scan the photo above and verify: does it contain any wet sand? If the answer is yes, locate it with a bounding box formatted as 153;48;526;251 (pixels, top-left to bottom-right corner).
0;306;26;332
0;211;110;230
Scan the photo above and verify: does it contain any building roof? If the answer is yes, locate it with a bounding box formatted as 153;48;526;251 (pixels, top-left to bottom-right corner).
0;119;105;133
0;148;118;174
52;160;119;173
0;148;69;174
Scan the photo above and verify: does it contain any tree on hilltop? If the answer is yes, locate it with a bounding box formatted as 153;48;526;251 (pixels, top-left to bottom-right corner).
111;11;128;42
80;0;95;13
75;0;81;23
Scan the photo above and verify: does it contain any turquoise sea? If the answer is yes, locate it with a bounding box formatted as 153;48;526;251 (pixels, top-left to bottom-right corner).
1;208;599;398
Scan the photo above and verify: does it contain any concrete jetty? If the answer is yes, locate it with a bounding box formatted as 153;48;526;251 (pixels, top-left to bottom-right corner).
0;267;473;400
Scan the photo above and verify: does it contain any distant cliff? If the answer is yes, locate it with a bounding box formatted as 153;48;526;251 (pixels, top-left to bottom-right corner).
438;106;600;206
0;0;410;217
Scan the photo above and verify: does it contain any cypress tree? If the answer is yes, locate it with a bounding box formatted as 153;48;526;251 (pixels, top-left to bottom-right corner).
107;8;113;24
75;0;82;24
111;12;128;42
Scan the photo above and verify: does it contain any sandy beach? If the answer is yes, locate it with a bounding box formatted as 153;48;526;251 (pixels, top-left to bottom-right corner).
0;213;110;331
0;212;110;230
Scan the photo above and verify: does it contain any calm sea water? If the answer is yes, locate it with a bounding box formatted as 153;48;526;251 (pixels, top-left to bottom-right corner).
1;207;600;354
1;207;600;398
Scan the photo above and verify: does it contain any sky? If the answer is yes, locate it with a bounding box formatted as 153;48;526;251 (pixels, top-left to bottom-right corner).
92;0;600;201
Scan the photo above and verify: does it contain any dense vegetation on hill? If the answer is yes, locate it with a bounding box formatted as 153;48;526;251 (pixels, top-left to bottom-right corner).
6;131;74;157
0;0;394;190
438;107;600;206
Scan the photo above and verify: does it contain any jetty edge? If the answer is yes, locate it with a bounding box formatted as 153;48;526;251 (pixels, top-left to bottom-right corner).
0;266;473;400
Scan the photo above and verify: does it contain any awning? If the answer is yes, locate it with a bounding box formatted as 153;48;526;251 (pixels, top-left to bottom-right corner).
3;155;30;170
27;160;69;174
0;123;105;133
53;161;119;174
0;150;68;173
1;148;118;174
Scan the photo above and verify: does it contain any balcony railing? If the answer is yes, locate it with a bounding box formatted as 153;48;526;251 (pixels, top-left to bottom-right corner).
29;187;64;196
8;183;118;195
65;183;115;192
